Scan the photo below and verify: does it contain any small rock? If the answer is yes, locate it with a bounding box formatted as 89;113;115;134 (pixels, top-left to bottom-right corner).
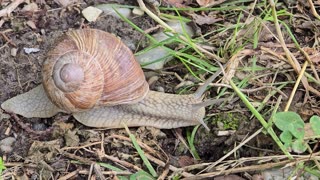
147;76;159;86
95;4;131;19
40;29;46;35
24;47;40;54
10;48;17;57
26;20;37;29
21;3;38;12
0;137;16;153
135;21;194;70
155;86;165;92
135;46;169;70
82;6;103;22
132;8;144;16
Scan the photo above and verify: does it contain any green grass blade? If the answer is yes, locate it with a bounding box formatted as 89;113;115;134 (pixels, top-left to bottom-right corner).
187;125;201;160
123;125;158;177
230;79;293;159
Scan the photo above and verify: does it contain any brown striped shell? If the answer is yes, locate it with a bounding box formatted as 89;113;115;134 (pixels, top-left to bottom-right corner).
42;29;149;112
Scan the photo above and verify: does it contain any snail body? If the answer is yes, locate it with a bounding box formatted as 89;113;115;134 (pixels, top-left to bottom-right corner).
1;29;221;129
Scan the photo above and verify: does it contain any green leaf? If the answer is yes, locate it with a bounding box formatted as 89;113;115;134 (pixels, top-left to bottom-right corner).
187;125;201;160
292;139;307;153
130;170;155;180
310;116;320;136
274;112;305;139
0;157;6;175
279;130;292;144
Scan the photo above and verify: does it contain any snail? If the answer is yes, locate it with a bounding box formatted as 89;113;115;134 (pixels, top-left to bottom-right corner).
1;29;223;129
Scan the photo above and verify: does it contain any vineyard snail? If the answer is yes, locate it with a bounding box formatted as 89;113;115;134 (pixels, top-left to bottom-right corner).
1;29;223;129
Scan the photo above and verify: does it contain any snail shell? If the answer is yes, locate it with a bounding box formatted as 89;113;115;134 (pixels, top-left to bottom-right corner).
42;29;149;112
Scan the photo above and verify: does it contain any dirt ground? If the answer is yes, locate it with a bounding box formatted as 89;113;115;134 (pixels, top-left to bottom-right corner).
0;0;319;179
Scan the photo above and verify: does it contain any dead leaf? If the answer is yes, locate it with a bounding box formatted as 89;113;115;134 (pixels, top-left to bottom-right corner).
0;137;15;153
215;175;245;180
222;49;253;84
53;0;78;7
303;47;320;63
28;139;61;156
82;6;102;22
196;0;227;7
64;130;80;147
191;14;223;25
26;20;37;29
21;3;38;12
169;155;195;167
304;123;315;139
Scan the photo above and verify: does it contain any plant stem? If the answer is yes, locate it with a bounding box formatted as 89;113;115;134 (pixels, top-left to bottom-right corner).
230;79;293;159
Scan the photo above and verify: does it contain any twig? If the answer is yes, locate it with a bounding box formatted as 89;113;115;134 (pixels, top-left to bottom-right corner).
57;170;78;180
269;0;310;96
107;134;159;156
0;0;25;17
78;170;132;176
182;155;320;179
230;80;293;159
144;153;195;177
93;163;107;180
307;0;320;20
200;128;263;173
284;61;308;111
8;112;53;136
60;142;101;151
0;31;16;47
104;154;142;172
62;152;95;164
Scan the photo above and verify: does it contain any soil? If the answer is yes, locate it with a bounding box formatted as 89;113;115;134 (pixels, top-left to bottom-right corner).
0;0;319;179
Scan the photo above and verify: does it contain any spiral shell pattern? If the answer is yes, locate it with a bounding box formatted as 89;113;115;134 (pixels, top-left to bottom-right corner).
42;29;149;112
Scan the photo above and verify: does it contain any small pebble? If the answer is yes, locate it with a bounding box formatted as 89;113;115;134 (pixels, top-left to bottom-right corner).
82;6;102;22
26;20;37;29
24;47;40;54
21;2;38;12
155;86;165;92
0;137;16;153
132;8;144;16
1;146;12;153
40;29;46;35
147;76;159;86
96;4;131;19
11;48;17;57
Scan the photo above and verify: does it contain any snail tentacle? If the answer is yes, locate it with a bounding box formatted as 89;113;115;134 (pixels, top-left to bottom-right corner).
193;68;223;99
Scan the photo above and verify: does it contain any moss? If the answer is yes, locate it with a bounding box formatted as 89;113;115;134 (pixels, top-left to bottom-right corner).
211;112;247;130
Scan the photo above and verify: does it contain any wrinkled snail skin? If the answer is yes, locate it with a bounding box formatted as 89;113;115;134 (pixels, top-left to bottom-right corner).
1;85;205;129
1;28;210;129
74;91;205;128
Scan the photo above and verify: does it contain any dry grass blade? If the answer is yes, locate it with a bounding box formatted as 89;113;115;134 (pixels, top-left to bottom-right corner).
144;153;195;178
0;0;25;17
268;0;312;98
284;61;308;111
200;128;263;173
307;0;320;20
